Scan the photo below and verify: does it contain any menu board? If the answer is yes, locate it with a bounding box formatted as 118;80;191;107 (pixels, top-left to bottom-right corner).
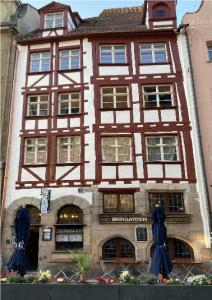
136;227;148;241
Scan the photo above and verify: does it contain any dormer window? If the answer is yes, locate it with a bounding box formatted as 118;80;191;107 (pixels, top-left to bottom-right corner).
153;3;169;19
45;12;63;29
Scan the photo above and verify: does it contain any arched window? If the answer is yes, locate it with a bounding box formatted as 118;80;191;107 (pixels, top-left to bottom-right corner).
153;3;170;18
102;238;135;260
57;205;83;224
150;238;194;262
56;205;83;251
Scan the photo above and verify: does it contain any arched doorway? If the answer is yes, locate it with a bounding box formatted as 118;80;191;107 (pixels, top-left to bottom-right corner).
55;205;83;251
102;237;135;261
25;205;41;270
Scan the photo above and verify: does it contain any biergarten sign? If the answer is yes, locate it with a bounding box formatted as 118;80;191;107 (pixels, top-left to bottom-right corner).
98;214;192;224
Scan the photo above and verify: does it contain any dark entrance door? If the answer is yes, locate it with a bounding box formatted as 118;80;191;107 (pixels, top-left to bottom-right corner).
26;227;39;271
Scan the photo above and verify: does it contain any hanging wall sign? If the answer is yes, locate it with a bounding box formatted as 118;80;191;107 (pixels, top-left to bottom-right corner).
40;188;51;214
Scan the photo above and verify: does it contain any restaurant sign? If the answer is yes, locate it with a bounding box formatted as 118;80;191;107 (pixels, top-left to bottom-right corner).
98;213;192;224
98;214;151;224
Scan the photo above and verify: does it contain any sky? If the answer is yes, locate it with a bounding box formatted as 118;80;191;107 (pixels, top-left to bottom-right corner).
24;0;202;24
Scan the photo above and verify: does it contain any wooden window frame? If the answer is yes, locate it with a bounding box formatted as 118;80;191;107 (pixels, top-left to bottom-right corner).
59;49;80;70
100;45;127;64
58;92;81;115
57;136;81;164
27;95;49;117
149;192;185;213
24;137;47;165
101;86;129;109
142;84;174;108
102;238;135;260
103;192;135;213
30;52;51;73
101;136;132;163
44;12;64;29
139;43;168;64
146;136;179;162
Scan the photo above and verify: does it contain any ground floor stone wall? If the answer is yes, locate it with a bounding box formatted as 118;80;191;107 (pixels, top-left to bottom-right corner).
1;183;211;272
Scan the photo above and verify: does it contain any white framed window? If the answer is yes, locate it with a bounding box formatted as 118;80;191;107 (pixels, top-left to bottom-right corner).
208;46;212;61
146;136;178;162
27;95;48;116
101;86;129;109
30;52;50;72
45;12;63;29
24;138;47;164
59;49;80;70
140;43;167;64
100;45;126;64
59;93;80;115
57;136;80;163
142;85;173;108
102;136;132;163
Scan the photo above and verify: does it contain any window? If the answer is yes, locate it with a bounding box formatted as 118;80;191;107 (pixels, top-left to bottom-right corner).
208;46;212;61
30;53;50;73
59;49;80;70
27;95;48;116
102;137;132;163
56;205;83;251
156;10;165;17
146;136;178;161
101;86;129;109
149;192;185;213
57;136;80;163
100;45;126;64
45;12;63;29
24;138;47;165
103;193;134;213
142;85;173;108
103;238;135;260
59;93;80;115
140;43;167;64
150;238;194;262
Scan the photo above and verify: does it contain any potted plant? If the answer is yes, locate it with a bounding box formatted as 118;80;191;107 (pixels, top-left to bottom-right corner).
70;252;94;283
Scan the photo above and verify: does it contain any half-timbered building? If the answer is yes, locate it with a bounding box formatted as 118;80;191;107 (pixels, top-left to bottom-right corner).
1;0;211;271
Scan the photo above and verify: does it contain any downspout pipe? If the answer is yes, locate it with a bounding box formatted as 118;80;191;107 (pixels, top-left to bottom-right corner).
179;24;212;244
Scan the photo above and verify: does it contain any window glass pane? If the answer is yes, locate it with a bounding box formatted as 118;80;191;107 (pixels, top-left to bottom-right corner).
104;194;117;212
101;52;112;64
140;44;152;50
31;60;39;72
208;46;212;61
120;194;134;212
60;57;69;70
103;239;116;259
155;50;167;62
31;53;40;59
163;146;177;161
159;93;172;106
71;56;80;69
102;96;114;109
147;137;160;145
120;239;134;258
140;51;153;63
163;137;176;145
168;193;184;213
154;43;166;49
40;104;48;116
148;147;161;161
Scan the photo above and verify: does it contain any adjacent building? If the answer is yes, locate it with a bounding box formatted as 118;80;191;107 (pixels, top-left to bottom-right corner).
0;0;40;200
1;0;211;272
179;0;212;236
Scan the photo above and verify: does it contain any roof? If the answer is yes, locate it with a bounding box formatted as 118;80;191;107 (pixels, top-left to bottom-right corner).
77;6;145;33
18;4;148;41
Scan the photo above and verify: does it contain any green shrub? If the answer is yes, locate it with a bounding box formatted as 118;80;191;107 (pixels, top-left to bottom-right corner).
7;275;26;284
129;276;141;284
140;274;157;285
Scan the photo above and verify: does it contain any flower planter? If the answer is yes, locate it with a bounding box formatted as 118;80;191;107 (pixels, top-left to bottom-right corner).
1;284;212;300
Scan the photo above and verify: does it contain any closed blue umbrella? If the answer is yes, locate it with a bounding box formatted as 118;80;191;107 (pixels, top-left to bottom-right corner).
150;206;173;278
7;207;30;277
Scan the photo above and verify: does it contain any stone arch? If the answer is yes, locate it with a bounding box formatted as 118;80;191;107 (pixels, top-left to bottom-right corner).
5;197;40;224
51;195;91;224
146;234;199;262
98;234;137;259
